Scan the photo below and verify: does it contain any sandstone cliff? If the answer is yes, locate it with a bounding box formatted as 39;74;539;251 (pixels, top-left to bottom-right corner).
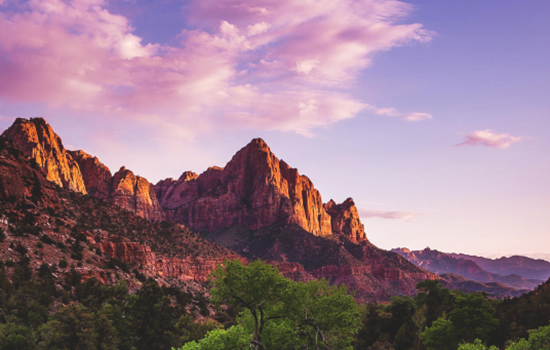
3;118;165;221
324;198;367;243
155;138;366;242
68;150;112;200
111;167;165;221
0;136;236;293
2;118;87;193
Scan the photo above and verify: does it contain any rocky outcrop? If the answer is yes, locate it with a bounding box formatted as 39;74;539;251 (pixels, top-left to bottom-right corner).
111;167;165;221
68;150;112;200
2;118;166;221
155;138;335;236
97;241;228;282
324;198;367;243
2;118;87;193
203;223;437;301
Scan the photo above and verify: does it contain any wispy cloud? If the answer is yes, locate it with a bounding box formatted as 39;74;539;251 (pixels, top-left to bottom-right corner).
371;107;433;122
358;208;418;222
455;130;522;149
0;0;433;137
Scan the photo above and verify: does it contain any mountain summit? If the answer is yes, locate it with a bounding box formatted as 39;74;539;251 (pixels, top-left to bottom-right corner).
155;137;366;243
3;119;366;242
3;117;527;301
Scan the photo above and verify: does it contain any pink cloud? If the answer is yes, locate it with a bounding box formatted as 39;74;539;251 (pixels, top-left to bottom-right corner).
359;208;418;222
371;107;433;122
455;130;522;149
0;0;433;137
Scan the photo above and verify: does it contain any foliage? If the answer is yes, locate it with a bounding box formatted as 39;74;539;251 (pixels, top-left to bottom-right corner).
457;339;498;350
183;259;360;350
0;263;215;350
177;325;251;350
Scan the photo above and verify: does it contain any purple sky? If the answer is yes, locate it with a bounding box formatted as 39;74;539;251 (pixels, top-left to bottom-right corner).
0;0;548;260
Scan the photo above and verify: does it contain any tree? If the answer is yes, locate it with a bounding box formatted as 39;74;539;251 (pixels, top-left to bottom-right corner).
178;326;251;350
191;259;360;350
450;293;498;344
457;339;498;350
421;318;456;350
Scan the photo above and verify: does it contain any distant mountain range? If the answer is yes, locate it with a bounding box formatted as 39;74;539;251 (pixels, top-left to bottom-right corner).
392;247;550;291
0;117;541;301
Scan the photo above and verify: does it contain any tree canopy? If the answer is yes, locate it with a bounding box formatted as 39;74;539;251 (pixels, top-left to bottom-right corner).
177;259;360;350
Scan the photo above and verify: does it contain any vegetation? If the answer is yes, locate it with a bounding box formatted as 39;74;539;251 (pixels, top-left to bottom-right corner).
177;259;361;350
0;256;218;350
355;279;550;350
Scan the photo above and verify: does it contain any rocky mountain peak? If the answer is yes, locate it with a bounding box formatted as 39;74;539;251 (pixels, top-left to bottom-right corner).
324;197;367;243
2;117;87;193
68;150;112;199
111;167;164;221
178;171;198;182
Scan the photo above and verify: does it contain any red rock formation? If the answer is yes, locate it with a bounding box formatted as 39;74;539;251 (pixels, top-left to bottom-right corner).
2;118;168;221
324;198;367;243
111;167;165;221
97;241;227;282
156;139;334;236
68;150;112;200
2;118;87;193
155;171;201;210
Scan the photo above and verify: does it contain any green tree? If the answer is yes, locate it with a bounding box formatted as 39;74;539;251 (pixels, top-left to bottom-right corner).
177;325;251;350
421;318;456;350
38;304;118;350
194;259;359;350
450;293;498;344
504;324;550;350
457;339;498;350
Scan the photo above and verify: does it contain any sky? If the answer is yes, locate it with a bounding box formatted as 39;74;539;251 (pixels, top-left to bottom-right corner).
0;0;548;260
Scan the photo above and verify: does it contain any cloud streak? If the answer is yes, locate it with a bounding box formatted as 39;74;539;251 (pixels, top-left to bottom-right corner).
371;107;433;122
455;130;522;149
0;0;433;137
359;208;418;222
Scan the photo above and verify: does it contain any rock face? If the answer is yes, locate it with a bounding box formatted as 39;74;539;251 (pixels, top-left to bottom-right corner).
97;240;229;283
2;118;87;193
0;136;238;294
111;167;165;221
2;118;164;221
155;138;365;242
203;224;437;301
68;150;112;200
324;198;366;243
3;119;369;242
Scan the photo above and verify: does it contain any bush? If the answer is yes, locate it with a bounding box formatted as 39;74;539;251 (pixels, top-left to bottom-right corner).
40;234;56;245
59;259;68;268
15;242;28;255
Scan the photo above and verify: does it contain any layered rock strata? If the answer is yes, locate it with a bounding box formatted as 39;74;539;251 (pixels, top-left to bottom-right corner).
155;138;367;242
110;167;165;221
3;118;163;221
2;118;87;193
324;198;366;243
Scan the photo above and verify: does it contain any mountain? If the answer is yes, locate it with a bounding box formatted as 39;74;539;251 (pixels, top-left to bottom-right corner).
2;117;527;301
3;118;164;221
393;247;543;290
2;117;87;193
0;135;238;296
448;252;550;281
154;138;366;243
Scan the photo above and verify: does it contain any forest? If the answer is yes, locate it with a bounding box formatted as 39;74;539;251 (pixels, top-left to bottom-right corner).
0;251;549;350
